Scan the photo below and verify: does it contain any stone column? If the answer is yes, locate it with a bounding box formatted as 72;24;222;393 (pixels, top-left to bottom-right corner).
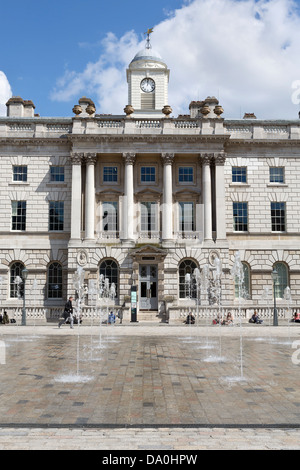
122;152;136;241
202;154;213;241
214;153;227;240
85;153;97;240
161;153;174;242
70;153;83;240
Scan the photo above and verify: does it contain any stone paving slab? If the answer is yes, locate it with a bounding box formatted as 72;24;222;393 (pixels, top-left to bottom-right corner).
0;323;299;449
0;426;299;450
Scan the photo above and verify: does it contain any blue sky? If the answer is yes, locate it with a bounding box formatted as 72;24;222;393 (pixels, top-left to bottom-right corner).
1;0;300;119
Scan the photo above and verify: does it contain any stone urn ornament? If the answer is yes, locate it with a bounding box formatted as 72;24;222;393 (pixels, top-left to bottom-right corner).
200;104;210;116
214;105;224;117
86;103;96;115
124;104;134;117
72;104;82;116
162;105;172;117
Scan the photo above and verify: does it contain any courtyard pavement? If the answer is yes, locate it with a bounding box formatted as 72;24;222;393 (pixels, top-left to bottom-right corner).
0;321;299;450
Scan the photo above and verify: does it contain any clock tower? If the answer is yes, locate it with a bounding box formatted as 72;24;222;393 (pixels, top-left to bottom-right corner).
126;30;170;118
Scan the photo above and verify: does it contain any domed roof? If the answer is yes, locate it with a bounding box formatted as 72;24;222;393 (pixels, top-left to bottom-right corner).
130;46;164;64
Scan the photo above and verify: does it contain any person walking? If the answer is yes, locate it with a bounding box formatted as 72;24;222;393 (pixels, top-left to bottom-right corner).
58;296;74;329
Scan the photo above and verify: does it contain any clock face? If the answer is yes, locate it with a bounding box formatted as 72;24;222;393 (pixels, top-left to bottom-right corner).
140;78;155;93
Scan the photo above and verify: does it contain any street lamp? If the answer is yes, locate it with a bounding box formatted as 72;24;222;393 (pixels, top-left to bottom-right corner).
21;268;28;326
271;268;279;326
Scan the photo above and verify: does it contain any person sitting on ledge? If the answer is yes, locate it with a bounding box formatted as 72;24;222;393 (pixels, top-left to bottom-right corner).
249;310;263;324
184;312;195;324
2;311;9;325
291;311;300;323
221;312;233;325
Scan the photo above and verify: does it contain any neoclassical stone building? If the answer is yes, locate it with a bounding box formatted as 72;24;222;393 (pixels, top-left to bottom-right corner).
1;37;299;323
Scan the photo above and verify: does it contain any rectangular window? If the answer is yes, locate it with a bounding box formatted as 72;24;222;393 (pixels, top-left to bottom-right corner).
178;167;194;183
12;201;26;231
233;202;248;231
141;202;157;232
271;202;286;232
50;166;65;182
102;202;118;231
49;201;64;231
270;167;284;183
232;166;247;183
103;166;118;183
179;202;194;232
141;166;156;183
13;165;27;182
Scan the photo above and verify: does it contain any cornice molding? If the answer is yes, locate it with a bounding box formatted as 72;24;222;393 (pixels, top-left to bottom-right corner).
0;137;70;146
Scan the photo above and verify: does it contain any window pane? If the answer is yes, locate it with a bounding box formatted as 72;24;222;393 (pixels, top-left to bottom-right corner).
103;166;118;182
274;262;288;299
13;166;27;182
233;202;248;231
141;166;156;182
232;167;247;183
179;202;194;231
270;167;284;183
99;260;118;297
271;202;285;231
235;262;250;299
141;202;157;232
103;202;118;231
10;262;25;298
179;167;193;183
49;202;64;231
11;201;26;231
179;260;197;299
50;166;65;182
48;262;62;298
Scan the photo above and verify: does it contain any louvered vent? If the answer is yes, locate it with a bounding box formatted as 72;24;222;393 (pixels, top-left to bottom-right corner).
141;92;155;110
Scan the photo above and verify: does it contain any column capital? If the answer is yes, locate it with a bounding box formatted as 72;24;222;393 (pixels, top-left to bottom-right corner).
85;152;97;165
123;152;136;165
161;153;174;165
200;153;214;165
70;152;84;165
214;152;227;165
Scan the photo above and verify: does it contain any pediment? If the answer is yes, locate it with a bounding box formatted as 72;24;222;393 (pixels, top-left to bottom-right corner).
136;188;162;199
130;244;167;258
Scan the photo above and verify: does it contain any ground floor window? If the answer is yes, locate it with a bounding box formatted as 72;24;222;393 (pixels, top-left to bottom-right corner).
179;259;197;298
99;259;118;298
48;262;63;298
273;262;288;299
10;262;25;298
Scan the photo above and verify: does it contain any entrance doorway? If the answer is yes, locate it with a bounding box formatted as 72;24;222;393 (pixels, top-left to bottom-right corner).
139;265;158;310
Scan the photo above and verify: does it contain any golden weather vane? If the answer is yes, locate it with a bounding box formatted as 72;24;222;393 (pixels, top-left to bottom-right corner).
144;28;154;49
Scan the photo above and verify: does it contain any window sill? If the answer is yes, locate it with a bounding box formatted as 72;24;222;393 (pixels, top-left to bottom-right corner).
229;183;250;188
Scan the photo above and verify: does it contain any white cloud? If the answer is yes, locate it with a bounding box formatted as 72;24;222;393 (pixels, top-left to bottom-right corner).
0;71;12;116
51;0;300;119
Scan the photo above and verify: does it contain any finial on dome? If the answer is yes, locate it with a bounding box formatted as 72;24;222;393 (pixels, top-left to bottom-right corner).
144;27;154;49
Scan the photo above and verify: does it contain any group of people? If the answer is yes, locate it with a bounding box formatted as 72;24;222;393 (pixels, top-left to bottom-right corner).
212;312;234;325
185;309;266;326
58;296;118;328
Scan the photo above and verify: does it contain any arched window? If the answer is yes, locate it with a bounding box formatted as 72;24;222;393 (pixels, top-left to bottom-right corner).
235;262;251;299
274;262;288;299
179;259;197;299
48;262;63;299
10;262;25;298
99;260;119;298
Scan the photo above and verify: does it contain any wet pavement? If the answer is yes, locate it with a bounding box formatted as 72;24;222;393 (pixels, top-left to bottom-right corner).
0;322;299;449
